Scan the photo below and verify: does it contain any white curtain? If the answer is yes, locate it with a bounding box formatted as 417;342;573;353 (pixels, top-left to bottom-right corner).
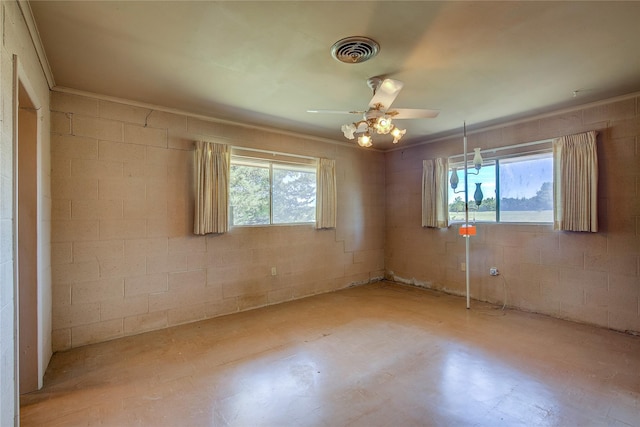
194;141;230;235
553;130;598;232
422;158;449;228
316;158;337;229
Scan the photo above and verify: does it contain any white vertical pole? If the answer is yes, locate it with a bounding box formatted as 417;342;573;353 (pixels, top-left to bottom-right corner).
464;122;470;309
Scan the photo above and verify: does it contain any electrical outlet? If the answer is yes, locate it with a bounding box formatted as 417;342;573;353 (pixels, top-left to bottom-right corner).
489;267;499;276
460;262;466;272
271;267;277;276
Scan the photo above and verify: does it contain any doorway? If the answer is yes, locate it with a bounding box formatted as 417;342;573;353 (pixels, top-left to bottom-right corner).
17;81;39;394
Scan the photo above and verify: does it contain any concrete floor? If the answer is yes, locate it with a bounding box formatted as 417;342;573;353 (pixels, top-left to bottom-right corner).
20;281;640;426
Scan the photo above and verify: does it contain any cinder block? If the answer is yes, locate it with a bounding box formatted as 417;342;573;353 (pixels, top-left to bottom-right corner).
53;301;100;328
145;110;187;133
206;266;241;286
268;287;293;304
186;252;208;270
51;134;98;160
73;239;123;262
51;242;73;265
98;100;150;125
222;278;270;299
501;120;541;145
608;308;640;334
100;295;149;321
99;219;147;240
52;199;71;220
168;136;195;151
146;218;171;238
73;115;123;142
52;176;98;200
168;269;206;291
99;255;146;279
203;297;238;318
72;199;123;220
168;235;206;254
98;140;145;162
123;311;167;335
51;111;71;134
51;328;71;352
72;277;124;304
125;273;168;297
124;238;168;257
124;124;167;148
51;157;71;179
72;318;123;347
147;253;187;274
583;99;636;124
52;282;72;306
98;177;146;201
148;286;203;312
52;220;99;242
167;303;205;326
51;92;98;116
71;158;123;178
123;198;167;220
146;146;171;166
237;293;269;311
52;260;100;284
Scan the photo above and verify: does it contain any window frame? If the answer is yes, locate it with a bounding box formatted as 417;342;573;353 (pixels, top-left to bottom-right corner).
229;149;317;227
448;143;553;225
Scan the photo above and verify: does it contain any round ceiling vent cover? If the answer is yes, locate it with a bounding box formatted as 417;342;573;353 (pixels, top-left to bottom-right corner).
330;36;380;64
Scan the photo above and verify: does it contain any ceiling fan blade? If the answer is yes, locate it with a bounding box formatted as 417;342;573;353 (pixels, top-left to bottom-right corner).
368;78;404;111
390;108;440;119
307;109;364;115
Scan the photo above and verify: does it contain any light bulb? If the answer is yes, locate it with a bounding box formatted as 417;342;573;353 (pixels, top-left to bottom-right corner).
391;127;406;144
375;116;393;134
357;133;372;147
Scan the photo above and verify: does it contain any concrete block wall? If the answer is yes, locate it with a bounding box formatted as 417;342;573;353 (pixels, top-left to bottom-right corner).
385;95;640;334
50;91;385;351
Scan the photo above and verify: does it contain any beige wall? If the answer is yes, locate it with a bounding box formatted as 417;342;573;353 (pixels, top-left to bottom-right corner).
385;95;640;334
50;91;385;351
1;1;52;424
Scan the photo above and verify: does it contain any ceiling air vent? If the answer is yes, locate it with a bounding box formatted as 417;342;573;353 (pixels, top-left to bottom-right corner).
330;36;380;64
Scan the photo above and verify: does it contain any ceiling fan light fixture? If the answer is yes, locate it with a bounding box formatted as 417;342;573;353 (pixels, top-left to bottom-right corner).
309;76;437;148
357;132;373;147
374;116;393;134
341;123;356;140
391;127;406;144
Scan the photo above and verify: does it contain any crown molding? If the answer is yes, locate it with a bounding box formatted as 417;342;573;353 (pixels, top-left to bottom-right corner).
51;86;374;150
389;90;640;152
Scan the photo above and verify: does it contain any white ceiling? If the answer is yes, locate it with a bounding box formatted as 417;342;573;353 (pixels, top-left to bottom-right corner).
30;1;640;150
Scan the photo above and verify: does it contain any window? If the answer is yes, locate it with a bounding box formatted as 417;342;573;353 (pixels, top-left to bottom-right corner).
448;151;553;223
229;151;316;226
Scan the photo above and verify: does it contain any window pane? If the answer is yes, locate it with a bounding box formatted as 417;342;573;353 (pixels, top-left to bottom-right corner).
499;154;552;223
229;164;270;225
448;164;496;222
272;166;316;224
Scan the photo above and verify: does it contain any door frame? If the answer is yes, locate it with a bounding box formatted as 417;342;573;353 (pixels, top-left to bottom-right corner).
12;54;49;405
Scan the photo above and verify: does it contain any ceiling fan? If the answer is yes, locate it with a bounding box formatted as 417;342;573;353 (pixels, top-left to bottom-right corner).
308;77;439;147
